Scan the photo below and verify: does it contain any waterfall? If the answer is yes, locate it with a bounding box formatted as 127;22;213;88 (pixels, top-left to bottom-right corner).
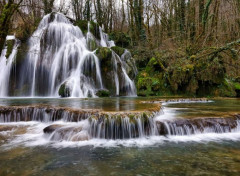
0;36;19;97
0;13;137;97
0;105;239;141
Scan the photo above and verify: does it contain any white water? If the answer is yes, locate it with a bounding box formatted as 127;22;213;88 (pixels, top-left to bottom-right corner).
1;101;240;148
0;36;19;97
0;13;137;97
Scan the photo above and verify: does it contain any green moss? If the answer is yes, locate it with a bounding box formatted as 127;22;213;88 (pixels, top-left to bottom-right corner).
88;39;97;51
6;40;14;58
58;83;70;97
234;82;240;90
96;47;112;61
111;46;125;56
75;20;100;39
75;20;88;34
109;32;131;48
96;89;110;97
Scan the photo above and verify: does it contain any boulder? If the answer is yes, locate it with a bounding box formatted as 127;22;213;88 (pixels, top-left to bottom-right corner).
96;89;110;97
58;82;71;97
43;125;63;134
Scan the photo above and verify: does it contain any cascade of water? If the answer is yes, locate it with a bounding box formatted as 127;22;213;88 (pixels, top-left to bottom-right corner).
1;105;240;141
0;36;19;97
99;27;115;47
0;12;137;97
111;51;137;96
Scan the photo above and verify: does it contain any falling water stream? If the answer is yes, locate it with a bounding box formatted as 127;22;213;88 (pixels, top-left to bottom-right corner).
0;12;240;176
0;13;136;97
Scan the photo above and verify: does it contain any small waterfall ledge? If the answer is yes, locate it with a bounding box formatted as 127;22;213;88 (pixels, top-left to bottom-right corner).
0;99;240;141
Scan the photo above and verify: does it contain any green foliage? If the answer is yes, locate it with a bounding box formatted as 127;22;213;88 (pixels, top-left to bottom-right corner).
135;39;240;97
234;82;240;90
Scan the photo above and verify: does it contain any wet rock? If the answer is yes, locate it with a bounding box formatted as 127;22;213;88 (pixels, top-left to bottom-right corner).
0;126;15;132
96;89;110;97
111;46;125;56
58;82;71;97
6;39;15;59
43;125;64;134
156;115;239;136
75;20;100;39
48;126;89;141
96;47;112;61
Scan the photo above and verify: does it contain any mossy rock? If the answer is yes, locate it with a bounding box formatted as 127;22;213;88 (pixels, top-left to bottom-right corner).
96;47;112;61
96;89;110;97
75;20;100;39
111;46;125;56
6;40;15;58
75;20;88;34
146;57;165;74
58;83;71;97
88;38;97;51
109;32;131;48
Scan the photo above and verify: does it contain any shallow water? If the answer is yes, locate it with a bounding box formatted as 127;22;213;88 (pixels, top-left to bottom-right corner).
0;97;154;112
0;98;240;175
1;142;240;176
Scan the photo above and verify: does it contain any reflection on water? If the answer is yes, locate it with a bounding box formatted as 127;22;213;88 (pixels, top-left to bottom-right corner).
166;98;240;118
0;97;145;112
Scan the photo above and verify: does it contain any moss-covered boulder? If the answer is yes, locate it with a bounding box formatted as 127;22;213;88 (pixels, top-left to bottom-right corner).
75;20;88;34
75;20;100;39
58;82;71;97
6;40;15;58
111;46;125;56
96;47;112;61
96;89;110;97
88;38;97;51
109;32;131;48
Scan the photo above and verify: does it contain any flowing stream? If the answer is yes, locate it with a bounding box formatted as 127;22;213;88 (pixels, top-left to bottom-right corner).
0;98;240;175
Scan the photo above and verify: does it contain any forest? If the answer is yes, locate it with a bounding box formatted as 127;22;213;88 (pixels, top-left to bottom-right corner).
1;0;240;97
